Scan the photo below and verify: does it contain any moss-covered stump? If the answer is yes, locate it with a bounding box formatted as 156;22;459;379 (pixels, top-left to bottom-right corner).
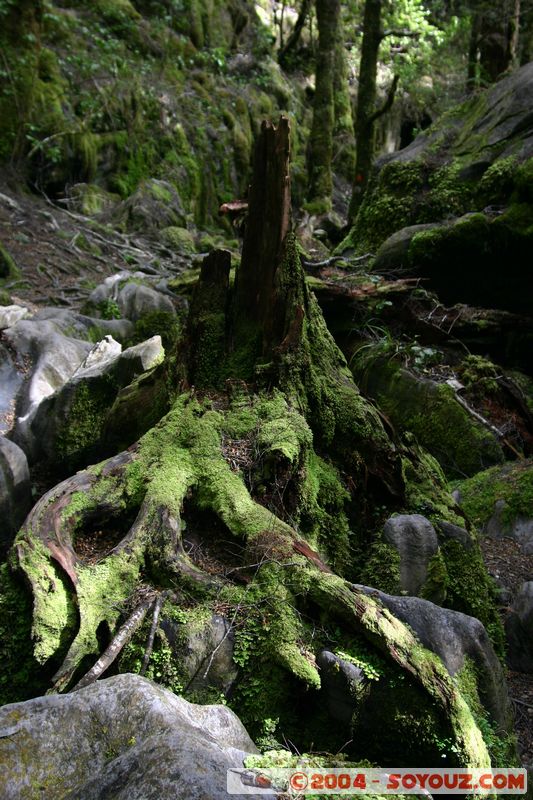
1;117;508;770
457;458;533;553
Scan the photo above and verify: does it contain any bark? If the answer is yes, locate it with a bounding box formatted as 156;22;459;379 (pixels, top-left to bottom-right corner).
348;0;383;224
307;0;341;211
278;0;313;68
233;117;291;360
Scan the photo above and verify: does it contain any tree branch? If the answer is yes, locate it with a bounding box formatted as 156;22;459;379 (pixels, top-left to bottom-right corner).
368;74;400;125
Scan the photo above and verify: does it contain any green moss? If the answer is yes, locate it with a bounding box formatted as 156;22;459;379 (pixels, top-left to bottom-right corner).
339;160;425;254
401;441;463;524
456;658;518;767
477;156;517;206
131;310;181;352
15;538;77;665
457;459;533;529
358;541;402;595
56;376;119;467
421;549;448;605
0;242;20;280
161;226;196;254
0;563;50;705
355;351;504;479
441;538;505;657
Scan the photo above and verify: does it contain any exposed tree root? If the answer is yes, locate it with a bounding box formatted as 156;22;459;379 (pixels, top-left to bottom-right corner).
6;117;495;769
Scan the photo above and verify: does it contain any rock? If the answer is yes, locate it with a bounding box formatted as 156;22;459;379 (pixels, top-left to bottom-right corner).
383;514;439;595
87;272;177;322
341;62;533;317
161;226;197;254
316;650;365;725
506;582;533;672
353;585;512;730
373;223;439;272
0;305;31;329
402;213;533;317
353;350;505;478
6;318;94;456
0;310;134;450
457;459;533;553
0;437;31;554
0;674;260;800
161;613;239;695
74;335;122;372
35;307;134;344
435;520;474;550
113;179;187;232
30;336;165;469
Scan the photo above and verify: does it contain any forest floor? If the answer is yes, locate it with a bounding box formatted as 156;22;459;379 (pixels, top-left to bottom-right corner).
2;182;533;767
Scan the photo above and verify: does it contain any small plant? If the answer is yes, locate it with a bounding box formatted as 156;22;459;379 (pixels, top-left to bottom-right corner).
97;299;121;320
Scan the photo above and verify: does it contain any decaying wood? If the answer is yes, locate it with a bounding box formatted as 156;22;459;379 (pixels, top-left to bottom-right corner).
235;117;291;355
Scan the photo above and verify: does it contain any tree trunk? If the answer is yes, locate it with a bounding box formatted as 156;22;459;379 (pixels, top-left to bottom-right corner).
278;0;313;68
306;0;341;213
348;0;383;224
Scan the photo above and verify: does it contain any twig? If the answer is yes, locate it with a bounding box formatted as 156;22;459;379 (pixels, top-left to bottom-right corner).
511;697;533;709
70;597;154;692
140;590;169;675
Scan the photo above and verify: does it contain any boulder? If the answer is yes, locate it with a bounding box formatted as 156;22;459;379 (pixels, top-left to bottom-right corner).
353;585;512;731
383;514;439;596
30;336;165;469
354;351;504;478
112;179;187;232
5;319;93;454
505;582;533;672
340;62;533;317
0;674;260;800
0;305;31;329
373;223;439;273
0;310;135;452
457;459;533;553
161;613;239;696
87;272;177;322
316;650;365;725
0;437;31;554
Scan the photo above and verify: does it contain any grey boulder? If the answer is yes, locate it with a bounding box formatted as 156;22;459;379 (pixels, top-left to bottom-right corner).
0;436;31;553
30;336;164;467
0;304;31;329
0;674;260;800
88;271;176;322
383;514;439;596
316;650;365;725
